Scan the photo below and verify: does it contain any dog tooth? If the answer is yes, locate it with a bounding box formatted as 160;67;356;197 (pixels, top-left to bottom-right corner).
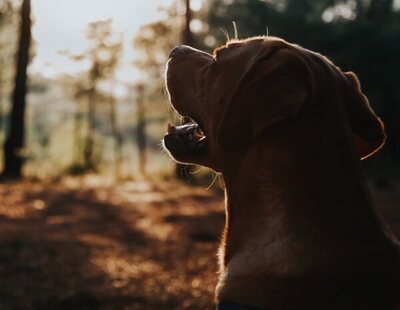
167;123;175;134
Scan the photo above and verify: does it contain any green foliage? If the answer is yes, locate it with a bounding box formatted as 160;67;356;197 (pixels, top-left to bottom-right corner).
85;19;123;82
133;16;181;83
1;0;397;181
61;20;124;173
203;0;400;182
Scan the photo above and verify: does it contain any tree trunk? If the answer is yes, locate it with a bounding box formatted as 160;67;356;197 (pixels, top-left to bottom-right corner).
0;47;5;140
73;107;83;165
84;90;96;171
135;84;147;177
2;0;31;179
109;99;123;179
182;0;193;46
176;0;193;180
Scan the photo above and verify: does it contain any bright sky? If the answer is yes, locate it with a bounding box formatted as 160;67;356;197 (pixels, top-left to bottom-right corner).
31;0;175;82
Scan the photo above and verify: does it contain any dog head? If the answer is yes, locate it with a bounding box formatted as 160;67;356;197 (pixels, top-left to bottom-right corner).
163;37;385;171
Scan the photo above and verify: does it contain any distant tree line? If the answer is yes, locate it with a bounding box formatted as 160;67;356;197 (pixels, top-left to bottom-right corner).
0;1;158;179
0;0;398;184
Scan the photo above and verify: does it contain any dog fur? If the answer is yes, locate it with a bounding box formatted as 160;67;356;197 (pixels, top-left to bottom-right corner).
163;36;400;309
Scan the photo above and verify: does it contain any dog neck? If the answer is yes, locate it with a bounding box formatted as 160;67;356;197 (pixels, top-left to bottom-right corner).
215;117;399;307
218;113;396;279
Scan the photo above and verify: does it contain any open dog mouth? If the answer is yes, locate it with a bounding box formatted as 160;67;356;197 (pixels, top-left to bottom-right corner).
163;116;207;157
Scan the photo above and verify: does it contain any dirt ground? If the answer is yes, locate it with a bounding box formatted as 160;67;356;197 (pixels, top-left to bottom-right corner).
0;176;399;310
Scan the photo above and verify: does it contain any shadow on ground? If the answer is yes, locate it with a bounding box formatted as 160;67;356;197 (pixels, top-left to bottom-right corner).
0;177;224;309
0;177;399;309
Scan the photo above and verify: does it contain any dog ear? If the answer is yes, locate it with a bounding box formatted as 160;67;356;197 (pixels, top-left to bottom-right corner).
344;72;385;160
217;49;312;150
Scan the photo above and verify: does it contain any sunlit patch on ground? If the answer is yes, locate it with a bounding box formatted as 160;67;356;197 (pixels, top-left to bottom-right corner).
0;177;224;309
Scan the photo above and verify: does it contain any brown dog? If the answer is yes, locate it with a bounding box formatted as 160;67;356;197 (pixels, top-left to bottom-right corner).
163;37;400;309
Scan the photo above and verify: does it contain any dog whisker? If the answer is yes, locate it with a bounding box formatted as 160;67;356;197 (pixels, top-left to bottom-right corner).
182;165;191;183
205;171;219;191
159;78;167;94
232;21;238;40
189;166;202;175
219;28;230;42
217;174;225;190
157;141;165;149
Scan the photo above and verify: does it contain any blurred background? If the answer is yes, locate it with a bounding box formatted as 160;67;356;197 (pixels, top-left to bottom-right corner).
0;0;399;309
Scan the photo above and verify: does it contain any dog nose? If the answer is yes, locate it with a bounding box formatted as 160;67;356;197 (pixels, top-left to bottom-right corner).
169;45;191;58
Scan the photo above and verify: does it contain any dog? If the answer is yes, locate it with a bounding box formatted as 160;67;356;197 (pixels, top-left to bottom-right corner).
163;36;400;309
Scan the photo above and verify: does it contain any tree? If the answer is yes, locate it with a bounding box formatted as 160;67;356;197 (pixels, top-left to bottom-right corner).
175;0;195;180
0;0;18;140
133;18;181;81
134;83;147;176
84;20;123;171
2;0;31;179
63;20;123;173
133;3;182;178
182;0;194;46
204;0;400;181
134;0;210;180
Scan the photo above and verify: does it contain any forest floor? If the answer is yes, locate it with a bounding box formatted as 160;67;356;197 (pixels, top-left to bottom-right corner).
0;176;399;310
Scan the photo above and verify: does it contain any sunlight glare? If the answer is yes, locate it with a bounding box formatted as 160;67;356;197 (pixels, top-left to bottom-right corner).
32;0;174;81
